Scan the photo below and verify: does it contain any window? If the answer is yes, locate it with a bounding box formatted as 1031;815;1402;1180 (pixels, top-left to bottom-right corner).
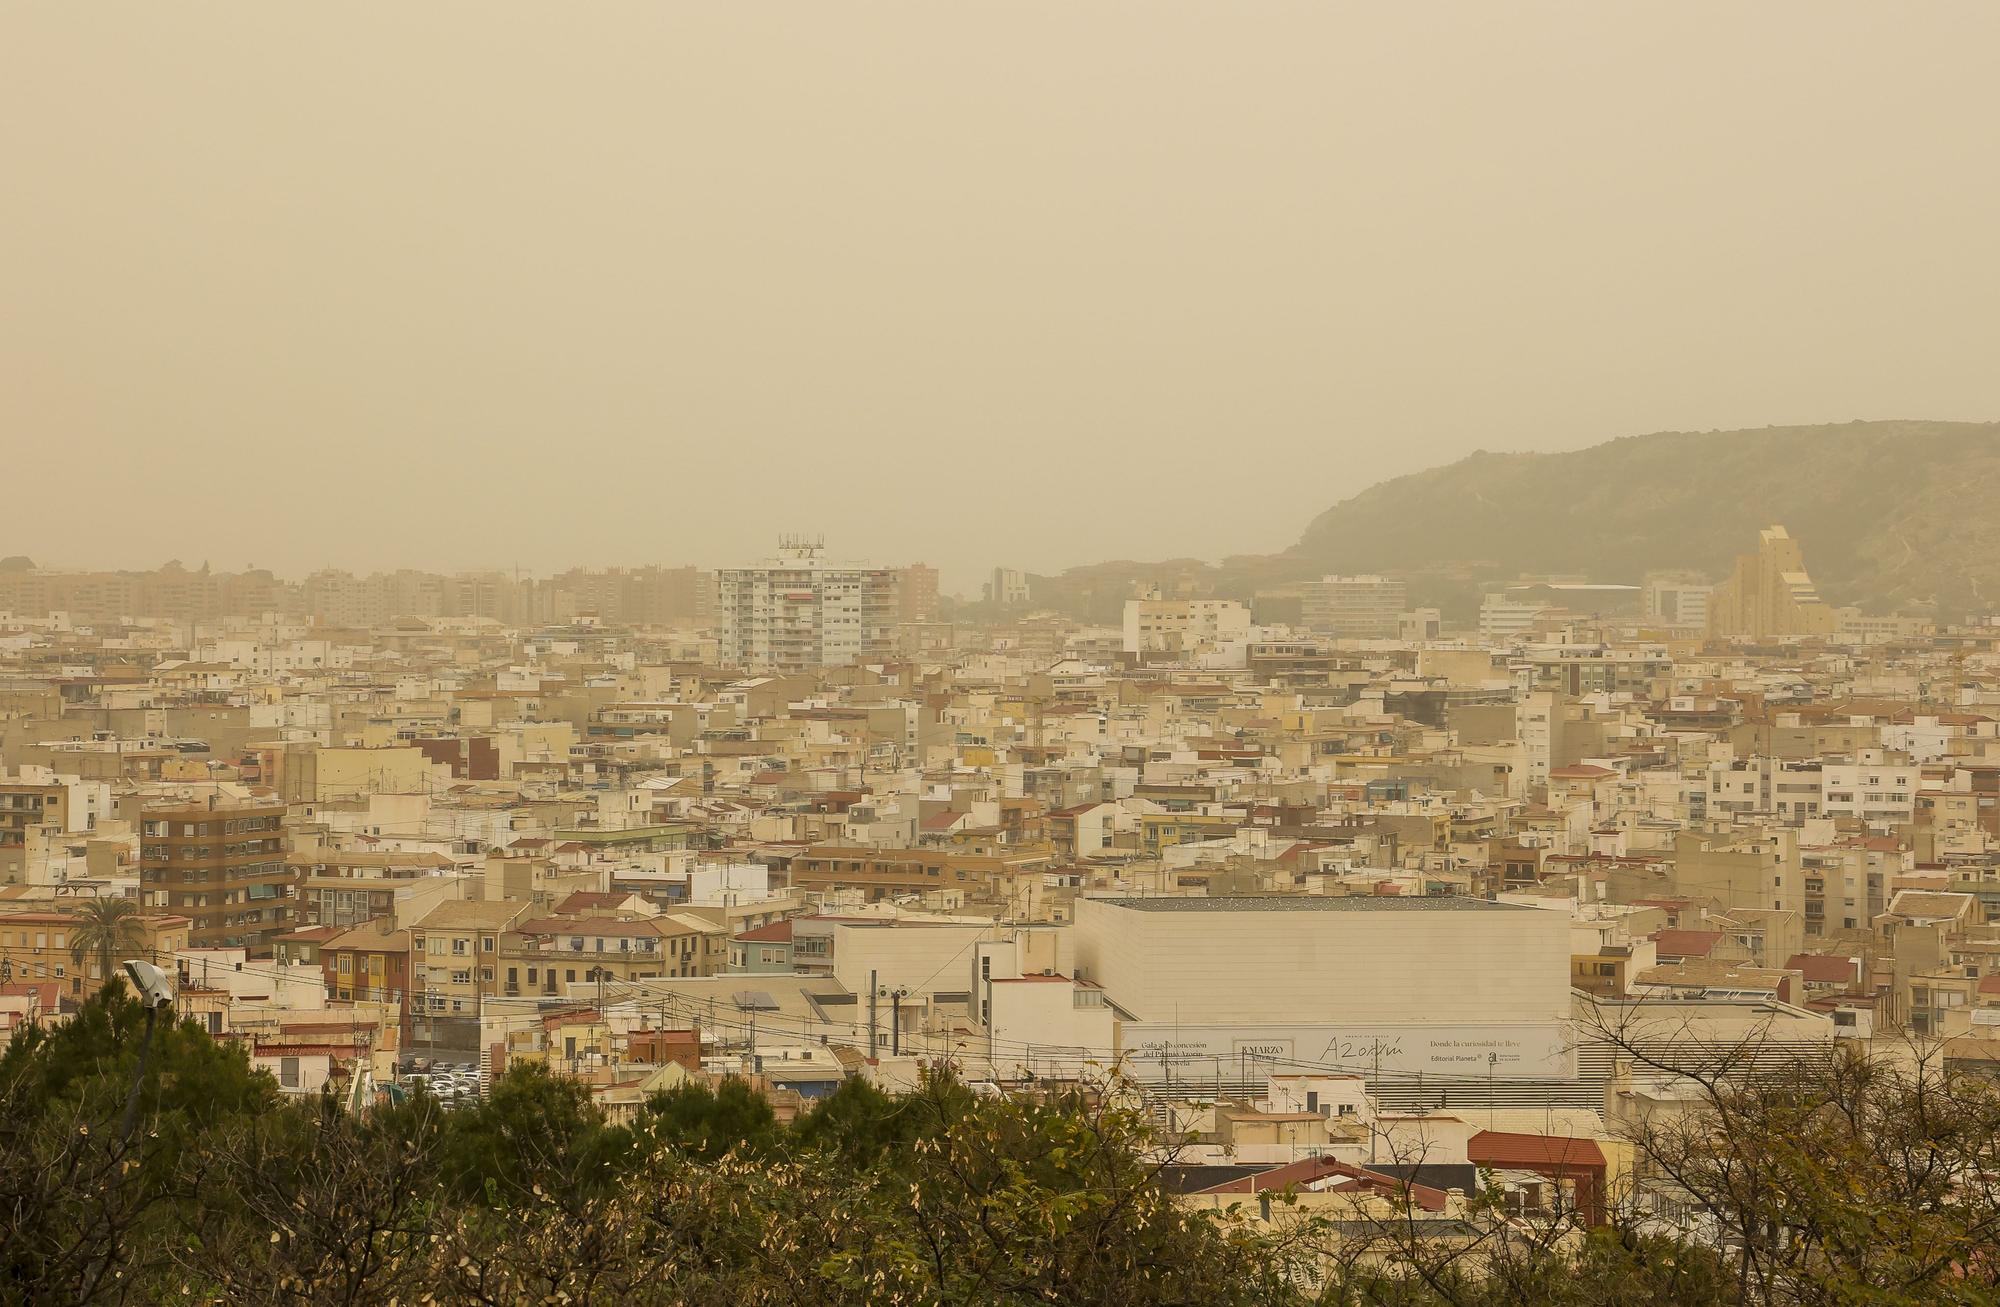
480;968;493;983
482;936;496;952
279;1057;300;1088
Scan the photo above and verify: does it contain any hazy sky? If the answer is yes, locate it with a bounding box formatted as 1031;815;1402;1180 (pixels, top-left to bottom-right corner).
5;4;1997;592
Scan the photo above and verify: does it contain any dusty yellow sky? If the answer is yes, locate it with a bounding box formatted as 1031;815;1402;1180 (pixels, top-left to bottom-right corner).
4;3;1997;589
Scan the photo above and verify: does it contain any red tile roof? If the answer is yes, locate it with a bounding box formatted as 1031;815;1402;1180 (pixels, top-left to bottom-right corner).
1784;954;1861;986
554;891;634;913
732;919;794;944
1467;1130;1607;1172
1653;929;1723;959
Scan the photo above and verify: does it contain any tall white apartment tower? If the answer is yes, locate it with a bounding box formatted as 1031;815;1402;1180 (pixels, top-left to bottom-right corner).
716;538;899;672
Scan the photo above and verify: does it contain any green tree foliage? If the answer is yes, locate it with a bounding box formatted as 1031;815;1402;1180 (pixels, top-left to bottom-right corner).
786;1071;937;1167
0;979;277;1299
434;1062;633;1206
635;1074;780;1163
5;989;2000;1304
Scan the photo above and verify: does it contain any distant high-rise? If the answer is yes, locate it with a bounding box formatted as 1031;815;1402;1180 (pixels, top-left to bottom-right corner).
1643;571;1712;630
897;563;941;622
1706;526;1836;640
1300;575;1406;639
717;539;898;671
986;568;1031;607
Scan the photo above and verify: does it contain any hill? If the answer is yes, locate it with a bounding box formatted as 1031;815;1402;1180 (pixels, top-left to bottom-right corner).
1288;420;2000;614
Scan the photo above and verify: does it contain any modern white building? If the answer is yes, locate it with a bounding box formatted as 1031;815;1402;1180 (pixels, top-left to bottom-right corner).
1478;595;1555;644
1121;591;1251;656
1819;748;1919;826
716;539;898;672
1073;896;1572;1092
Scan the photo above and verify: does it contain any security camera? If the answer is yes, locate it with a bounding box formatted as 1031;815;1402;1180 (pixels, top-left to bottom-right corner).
123;960;175;1010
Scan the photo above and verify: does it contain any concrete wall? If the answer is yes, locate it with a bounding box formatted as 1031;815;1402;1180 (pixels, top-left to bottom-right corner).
1074;899;1570;1029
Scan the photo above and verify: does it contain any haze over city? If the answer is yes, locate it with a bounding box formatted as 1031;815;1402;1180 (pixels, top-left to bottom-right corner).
11;5;2000;1304
6;3;1999;587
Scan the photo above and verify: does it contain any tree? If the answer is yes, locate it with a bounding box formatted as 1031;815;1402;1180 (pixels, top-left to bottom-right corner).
637;1075;779;1164
787;1072;931;1168
67;897;147;990
873;1071;1314;1305
0;979;277;1302
435;1063;632;1207
1589;1004;2000;1305
170;1094;445;1305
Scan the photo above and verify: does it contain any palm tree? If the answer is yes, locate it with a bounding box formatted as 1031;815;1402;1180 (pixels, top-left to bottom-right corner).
70;897;147;989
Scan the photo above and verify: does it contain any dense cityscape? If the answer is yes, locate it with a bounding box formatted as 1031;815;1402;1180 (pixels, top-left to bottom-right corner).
9;1;2000;1301
5;521;2000;1299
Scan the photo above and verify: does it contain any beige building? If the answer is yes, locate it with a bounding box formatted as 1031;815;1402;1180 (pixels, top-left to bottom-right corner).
1300;575;1407;640
1074;896;1572;1091
0;905;192;999
410;899;531;1047
1706;526;1836;640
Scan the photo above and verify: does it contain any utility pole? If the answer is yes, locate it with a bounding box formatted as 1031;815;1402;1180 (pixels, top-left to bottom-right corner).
868;968;878;1059
890;989;901;1056
1488;1051;1498;1129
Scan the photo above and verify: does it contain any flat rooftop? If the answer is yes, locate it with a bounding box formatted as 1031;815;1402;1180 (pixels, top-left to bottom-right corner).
1087;896;1530;912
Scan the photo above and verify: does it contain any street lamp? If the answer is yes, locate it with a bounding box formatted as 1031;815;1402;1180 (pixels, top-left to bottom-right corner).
118;961;175;1150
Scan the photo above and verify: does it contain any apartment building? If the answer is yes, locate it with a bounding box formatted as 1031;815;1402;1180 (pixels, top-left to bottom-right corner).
0;768;110;848
1642;573;1712;630
788;844;1047;902
499;911;724;999
1819;749;1919;826
897;563;940;622
0;906;191;999
717;540;899;671
410;900;530;1048
1300;575;1407;639
1121;592;1250;655
137;792;292;952
1706;525;1837;639
291;847;459;929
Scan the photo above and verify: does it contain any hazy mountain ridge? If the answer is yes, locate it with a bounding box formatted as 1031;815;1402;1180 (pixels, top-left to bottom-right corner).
1288;420;2000;614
